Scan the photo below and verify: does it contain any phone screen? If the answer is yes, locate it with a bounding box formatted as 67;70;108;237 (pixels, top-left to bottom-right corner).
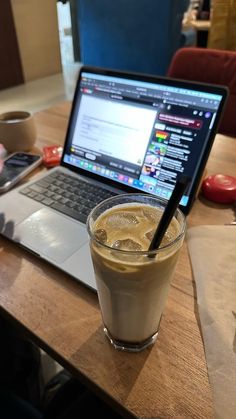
0;153;41;186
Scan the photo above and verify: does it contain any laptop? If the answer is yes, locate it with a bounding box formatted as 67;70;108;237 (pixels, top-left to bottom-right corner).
0;66;228;290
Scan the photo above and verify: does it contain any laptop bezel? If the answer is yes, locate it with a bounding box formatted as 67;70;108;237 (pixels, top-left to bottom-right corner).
61;65;229;214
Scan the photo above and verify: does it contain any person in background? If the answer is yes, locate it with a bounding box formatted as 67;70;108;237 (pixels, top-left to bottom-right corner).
197;0;211;19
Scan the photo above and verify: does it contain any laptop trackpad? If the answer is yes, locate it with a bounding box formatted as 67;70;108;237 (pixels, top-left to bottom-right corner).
15;208;89;263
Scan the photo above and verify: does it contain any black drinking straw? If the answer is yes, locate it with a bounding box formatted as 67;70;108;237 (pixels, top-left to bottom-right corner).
148;176;190;253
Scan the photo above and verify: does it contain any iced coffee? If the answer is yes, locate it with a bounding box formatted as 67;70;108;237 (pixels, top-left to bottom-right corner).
87;194;186;352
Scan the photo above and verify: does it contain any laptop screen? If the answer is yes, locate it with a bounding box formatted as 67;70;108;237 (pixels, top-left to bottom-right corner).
62;66;228;214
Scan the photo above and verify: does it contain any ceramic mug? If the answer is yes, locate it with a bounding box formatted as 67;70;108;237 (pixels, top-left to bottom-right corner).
0;111;37;152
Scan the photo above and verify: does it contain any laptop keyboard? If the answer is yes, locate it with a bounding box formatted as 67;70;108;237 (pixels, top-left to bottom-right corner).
19;170;117;224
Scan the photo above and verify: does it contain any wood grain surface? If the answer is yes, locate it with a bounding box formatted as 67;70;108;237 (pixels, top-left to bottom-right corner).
0;102;235;418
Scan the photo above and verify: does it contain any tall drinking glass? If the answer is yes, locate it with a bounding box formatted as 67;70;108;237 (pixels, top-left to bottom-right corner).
87;194;186;352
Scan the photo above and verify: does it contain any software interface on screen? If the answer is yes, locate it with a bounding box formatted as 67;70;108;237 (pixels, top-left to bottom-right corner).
63;71;223;206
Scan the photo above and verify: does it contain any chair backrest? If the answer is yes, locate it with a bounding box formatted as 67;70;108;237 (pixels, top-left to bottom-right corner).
167;47;236;137
77;0;189;76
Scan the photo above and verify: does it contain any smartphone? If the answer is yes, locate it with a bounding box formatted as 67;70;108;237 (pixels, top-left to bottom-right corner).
0;152;42;193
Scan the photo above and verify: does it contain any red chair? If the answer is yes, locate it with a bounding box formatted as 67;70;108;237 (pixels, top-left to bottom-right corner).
167;47;236;137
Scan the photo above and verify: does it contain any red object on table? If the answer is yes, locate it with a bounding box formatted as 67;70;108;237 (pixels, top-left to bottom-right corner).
201;174;236;204
42;145;63;168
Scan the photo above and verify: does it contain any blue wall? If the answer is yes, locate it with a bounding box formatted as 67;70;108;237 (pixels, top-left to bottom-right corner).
77;0;189;75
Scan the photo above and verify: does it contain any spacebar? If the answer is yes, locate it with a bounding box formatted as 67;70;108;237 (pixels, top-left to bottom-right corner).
51;203;87;224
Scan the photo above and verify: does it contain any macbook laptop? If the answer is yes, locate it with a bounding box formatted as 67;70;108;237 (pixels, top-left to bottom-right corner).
0;66;228;290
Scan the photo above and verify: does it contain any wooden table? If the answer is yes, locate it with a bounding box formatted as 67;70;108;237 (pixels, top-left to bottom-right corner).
0;102;236;418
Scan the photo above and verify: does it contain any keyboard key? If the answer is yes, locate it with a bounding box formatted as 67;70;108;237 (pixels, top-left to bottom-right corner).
34;194;45;202
20;187;32;195
42;198;54;206
28;184;46;193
